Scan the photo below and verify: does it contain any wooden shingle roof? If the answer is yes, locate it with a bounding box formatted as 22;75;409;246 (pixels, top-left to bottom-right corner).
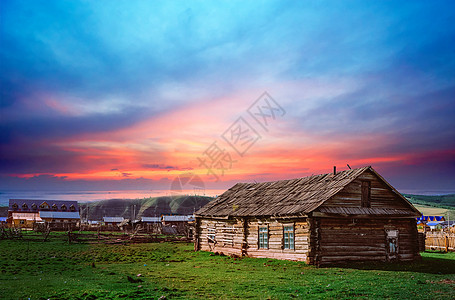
196;166;417;218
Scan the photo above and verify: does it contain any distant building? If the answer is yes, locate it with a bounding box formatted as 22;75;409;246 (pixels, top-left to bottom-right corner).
162;215;194;226
141;217;161;223
103;217;124;227
8;199;80;229
416;216;446;231
162;215;194;235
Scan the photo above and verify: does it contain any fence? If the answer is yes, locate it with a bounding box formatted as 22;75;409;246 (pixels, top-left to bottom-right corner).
425;233;455;252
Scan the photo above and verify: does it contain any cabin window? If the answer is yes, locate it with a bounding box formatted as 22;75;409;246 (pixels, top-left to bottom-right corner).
31;203;37;210
52;204;58;211
207;227;216;243
361;181;371;208
259;227;268;249
22;203;28;210
70;205;76;212
40;202;49;210
12;203;18;210
283;225;294;250
386;229;399;258
389;239;397;254
223;226;235;246
61;204;67;211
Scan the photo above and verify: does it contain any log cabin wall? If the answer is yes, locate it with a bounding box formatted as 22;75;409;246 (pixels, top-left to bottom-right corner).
196;217;312;261
245;218;310;261
197;218;245;256
315;217;419;265
322;169;409;209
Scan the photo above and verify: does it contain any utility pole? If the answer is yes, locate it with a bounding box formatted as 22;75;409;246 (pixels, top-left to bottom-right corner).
448;210;450;232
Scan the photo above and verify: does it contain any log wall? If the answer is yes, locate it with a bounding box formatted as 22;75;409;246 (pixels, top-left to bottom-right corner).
195;216;420;265
196;217;311;261
246;219;310;261
316;218;420;265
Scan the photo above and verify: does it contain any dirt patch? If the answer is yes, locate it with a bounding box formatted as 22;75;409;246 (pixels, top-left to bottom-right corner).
438;279;455;285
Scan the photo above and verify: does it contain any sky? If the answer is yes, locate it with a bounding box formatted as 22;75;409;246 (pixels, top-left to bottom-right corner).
1;1;455;193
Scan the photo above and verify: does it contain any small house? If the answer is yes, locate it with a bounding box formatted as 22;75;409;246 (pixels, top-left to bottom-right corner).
39;211;80;230
162;215;194;235
103;217;125;227
195;166;421;265
133;217;163;233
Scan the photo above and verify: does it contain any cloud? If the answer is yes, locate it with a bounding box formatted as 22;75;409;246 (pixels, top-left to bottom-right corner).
0;174;172;191
1;1;455;191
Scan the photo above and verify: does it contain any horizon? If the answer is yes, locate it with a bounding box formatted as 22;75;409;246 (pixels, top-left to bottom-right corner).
1;1;455;192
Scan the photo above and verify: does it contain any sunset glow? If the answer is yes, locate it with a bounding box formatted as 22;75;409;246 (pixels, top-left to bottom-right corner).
1;1;454;192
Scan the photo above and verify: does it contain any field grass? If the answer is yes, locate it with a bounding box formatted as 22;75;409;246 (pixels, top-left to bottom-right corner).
414;204;455;217
1;232;454;300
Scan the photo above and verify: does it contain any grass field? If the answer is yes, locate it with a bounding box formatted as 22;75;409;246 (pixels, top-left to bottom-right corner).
1;232;454;300
414;204;455;218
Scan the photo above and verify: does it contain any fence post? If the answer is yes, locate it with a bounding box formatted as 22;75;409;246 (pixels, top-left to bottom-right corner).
445;235;449;252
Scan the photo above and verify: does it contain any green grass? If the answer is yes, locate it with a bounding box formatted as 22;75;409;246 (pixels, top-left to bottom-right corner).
1;233;454;299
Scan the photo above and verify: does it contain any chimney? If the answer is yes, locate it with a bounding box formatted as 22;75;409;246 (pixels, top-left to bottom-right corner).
333;166;336;175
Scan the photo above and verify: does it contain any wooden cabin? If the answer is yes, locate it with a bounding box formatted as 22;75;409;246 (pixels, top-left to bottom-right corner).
194;166;421;265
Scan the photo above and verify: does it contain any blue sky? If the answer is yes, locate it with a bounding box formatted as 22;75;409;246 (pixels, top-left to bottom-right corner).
1;1;454;191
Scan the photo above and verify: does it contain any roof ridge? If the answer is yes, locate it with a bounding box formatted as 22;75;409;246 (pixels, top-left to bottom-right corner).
196;166;376;217
237;166;371;186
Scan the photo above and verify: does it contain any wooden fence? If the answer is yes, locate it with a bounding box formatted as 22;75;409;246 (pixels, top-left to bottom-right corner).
425;233;455;252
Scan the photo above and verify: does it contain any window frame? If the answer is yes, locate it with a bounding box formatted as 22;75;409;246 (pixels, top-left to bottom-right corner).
222;225;235;247
258;226;269;249
283;224;295;250
207;227;216;244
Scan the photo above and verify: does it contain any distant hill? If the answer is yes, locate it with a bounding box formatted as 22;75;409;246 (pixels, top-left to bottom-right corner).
2;193;454;220
403;194;455;209
404;194;455;219
79;195;214;221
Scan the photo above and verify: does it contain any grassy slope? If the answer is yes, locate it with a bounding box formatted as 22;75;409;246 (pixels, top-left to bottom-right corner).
1;232;454;300
404;194;455;219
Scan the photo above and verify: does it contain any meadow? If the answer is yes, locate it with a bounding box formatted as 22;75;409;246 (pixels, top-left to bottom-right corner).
0;232;454;300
